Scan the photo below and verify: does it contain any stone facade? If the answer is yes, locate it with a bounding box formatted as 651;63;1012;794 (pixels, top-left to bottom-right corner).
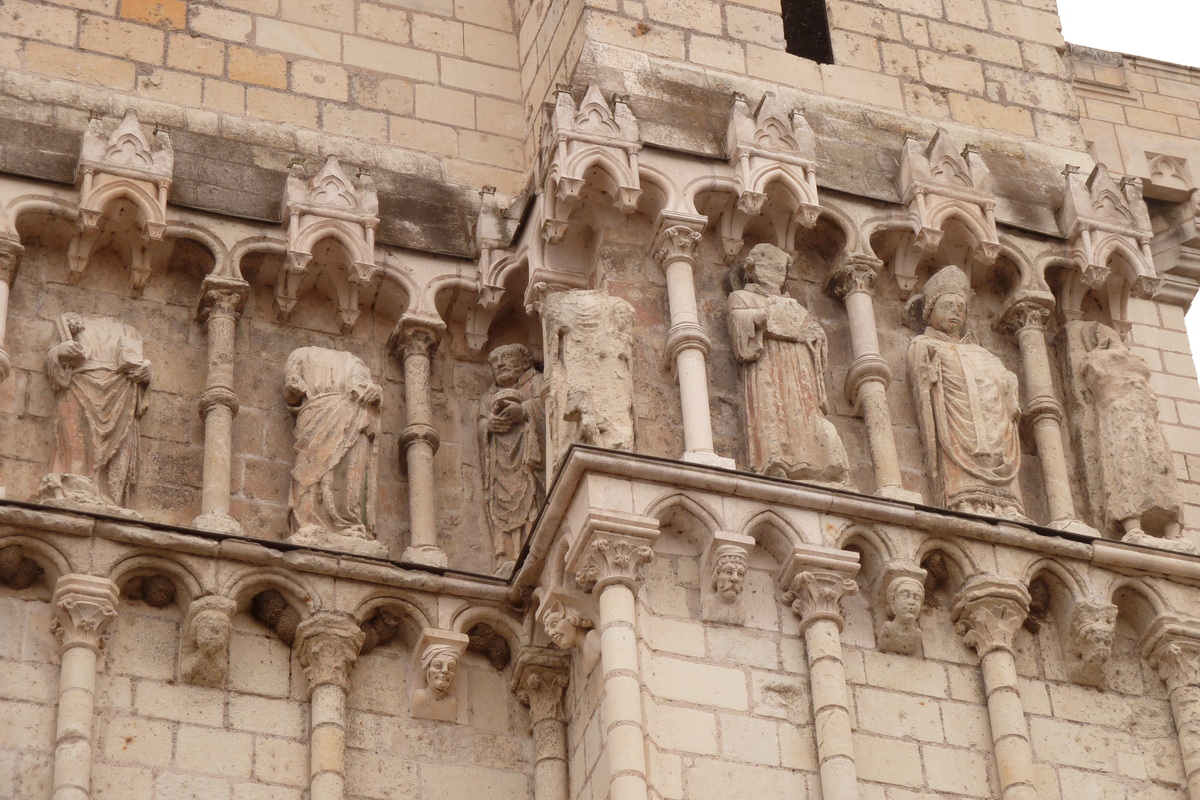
1;2;1200;800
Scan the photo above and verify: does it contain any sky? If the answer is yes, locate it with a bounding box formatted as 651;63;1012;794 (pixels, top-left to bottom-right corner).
1055;0;1200;375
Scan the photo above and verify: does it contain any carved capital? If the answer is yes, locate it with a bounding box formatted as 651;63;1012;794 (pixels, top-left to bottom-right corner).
951;577;1030;657
566;511;659;594
1142;615;1200;692
512;648;570;725
0;348;11;384
389;314;445;361
52;574;120;654
295;612;365;695
198;386;240;418
999;299;1051;338
826;255;880;300
651;213;706;270
783;571;859;632
197;277;249;323
0;236;24;285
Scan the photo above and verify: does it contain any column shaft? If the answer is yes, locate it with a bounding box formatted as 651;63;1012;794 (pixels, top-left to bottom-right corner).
598;583;649;800
296;613;364;800
310;683;349;800
0;238;23;384
980;650;1038;800
531;717;569;800
804;618;859;799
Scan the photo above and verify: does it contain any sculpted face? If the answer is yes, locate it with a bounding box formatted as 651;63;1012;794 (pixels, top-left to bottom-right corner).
544;609;579;649
713;558;747;602
889;580;924;623
490;348;530;389
426;654;458;698
927;292;968;337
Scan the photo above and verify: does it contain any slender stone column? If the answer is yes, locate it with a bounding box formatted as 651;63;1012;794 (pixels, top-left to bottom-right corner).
513;648;571;800
952;576;1036;800
567;510;659;800
296;613;365;800
50;574;119;800
1143;615;1200;800
193;277;249;533
827;255;918;501
0;236;24;383
390;315;448;566
651;212;734;469
999;299;1085;529
780;546;861;800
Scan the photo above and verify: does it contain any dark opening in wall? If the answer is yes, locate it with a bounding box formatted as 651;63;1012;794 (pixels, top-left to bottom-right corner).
781;0;835;64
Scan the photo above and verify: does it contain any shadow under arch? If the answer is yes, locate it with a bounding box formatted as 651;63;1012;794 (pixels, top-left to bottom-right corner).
739;507;809;568
0;534;74;594
107;552;207;610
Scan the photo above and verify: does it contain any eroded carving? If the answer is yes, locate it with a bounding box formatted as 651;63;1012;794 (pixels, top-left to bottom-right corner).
1065;599;1117;687
479;344;545;572
907;266;1025;519
52;574;120;654
284;347;385;555
181;596;236;688
729;244;849;484
701;542;750;625
41;314;151;515
876;566;926;656
296;613;365;694
251;589;301;646
952;577;1030;658
1074;322;1187;546
541;290;635;470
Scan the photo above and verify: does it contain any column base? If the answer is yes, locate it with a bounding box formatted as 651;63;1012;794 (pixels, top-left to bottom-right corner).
191;512;243;534
876;484;923;504
402;544;448;567
682;450;736;469
1047;517;1101;538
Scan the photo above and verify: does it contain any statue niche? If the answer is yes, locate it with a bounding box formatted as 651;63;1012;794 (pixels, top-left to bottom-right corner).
728;243;849;484
907;265;1026;519
1069;321;1188;548
284;346;386;556
41;313;151;514
479;343;545;574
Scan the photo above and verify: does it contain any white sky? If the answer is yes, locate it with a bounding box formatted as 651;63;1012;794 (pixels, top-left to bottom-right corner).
1056;0;1200;373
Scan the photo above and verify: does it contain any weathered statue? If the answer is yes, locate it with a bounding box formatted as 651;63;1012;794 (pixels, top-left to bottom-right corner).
411;644;461;722
1081;322;1184;541
478;344;545;571
181;596;236;688
701;544;749;624
42;313;151;513
907;266;1025;518
541;290;636;471
284;347;383;552
728;243;849;483
877;575;924;655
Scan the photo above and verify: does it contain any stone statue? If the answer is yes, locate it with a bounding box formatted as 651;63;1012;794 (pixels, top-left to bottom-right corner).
1065;599;1117;687
181;596;235;688
907;266;1025;518
411;644;461;722
478;343;545;572
540;595;599;673
701;544;748;624
41;313;151;513
541;290;636;472
877;575;924;655
284;347;385;555
728;244;849;483
1080;322;1184;541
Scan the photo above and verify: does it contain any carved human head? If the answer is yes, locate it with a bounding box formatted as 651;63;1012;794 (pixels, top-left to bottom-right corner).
190;609;231;657
420;644;460;699
887;576;925;623
543;600;591;650
489;344;534;389
922;265;970;336
1084;321;1124;352
743;244;790;293
711;546;749;603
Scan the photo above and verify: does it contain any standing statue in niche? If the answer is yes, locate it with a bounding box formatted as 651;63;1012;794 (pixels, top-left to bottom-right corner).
728;243;849;483
479;344;545;573
907;265;1025;519
1080;322;1184;542
41;313;151;513
284;346;384;554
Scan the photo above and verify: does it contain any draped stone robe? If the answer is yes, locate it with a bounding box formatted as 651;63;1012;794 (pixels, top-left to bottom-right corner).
907;328;1024;515
45;315;150;508
728;285;848;483
284;347;380;541
478;368;545;563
